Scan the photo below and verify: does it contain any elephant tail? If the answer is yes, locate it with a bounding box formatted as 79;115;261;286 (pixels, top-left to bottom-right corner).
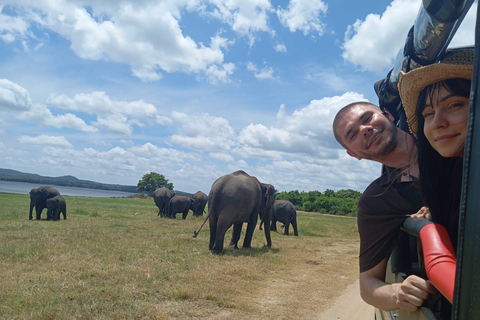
193;210;211;238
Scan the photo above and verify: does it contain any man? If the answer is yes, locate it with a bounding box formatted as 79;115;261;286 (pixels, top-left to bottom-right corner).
332;101;437;311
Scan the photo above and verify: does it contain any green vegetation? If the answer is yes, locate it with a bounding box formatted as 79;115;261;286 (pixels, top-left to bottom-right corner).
276;189;362;216
0;193;359;319
0;168;137;193
136;172;174;194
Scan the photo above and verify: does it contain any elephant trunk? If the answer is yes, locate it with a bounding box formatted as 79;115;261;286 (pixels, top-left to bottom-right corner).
262;184;275;248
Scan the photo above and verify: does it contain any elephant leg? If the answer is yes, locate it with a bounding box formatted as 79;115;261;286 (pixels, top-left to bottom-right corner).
36;204;45;220
270;216;277;231
29;202;34;220
259;219;263;230
209;217;217;251
229;224;242;249
284;223;290;235
55;208;61;221
182;209;189;220
242;215;258;249
213;220;230;254
292;218;298;236
63;209;67;220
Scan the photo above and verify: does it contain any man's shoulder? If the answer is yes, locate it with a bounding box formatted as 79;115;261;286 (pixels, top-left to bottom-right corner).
360;166;400;197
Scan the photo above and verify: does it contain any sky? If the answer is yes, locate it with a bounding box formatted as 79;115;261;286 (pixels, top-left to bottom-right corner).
0;0;476;195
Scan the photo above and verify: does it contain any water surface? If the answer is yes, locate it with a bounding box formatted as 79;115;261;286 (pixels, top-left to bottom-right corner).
0;180;137;198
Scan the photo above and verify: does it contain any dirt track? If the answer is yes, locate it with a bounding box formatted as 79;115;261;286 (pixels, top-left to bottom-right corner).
313;279;374;320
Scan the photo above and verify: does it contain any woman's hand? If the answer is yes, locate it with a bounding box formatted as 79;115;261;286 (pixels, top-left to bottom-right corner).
411;206;432;220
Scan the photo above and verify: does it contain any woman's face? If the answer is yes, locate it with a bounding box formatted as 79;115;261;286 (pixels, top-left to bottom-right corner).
422;85;470;158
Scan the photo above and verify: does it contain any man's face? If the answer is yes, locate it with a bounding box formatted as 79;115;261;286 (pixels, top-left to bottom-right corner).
335;105;398;161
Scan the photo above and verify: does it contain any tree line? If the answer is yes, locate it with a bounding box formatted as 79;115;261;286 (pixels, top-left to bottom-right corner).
275;189;362;217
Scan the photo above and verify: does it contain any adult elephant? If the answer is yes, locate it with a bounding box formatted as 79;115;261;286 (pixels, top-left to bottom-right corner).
271;200;298;236
153;187;175;217
46;195;67;221
191;191;208;217
207;170;275;254
29;186;60;220
168;195;193;219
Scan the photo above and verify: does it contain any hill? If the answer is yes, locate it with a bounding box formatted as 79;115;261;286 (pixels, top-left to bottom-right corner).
0;168;138;193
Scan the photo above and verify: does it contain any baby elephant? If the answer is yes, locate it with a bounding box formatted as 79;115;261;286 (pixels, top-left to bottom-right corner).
271;200;298;236
46;195;67;221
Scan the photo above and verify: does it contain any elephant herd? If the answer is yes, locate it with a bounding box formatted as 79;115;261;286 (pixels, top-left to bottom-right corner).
28;186;67;221
153;188;208;219
154;170;299;254
27;170;298;254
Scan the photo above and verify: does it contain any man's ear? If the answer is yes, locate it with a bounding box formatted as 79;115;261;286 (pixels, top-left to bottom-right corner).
347;150;362;160
382;108;395;122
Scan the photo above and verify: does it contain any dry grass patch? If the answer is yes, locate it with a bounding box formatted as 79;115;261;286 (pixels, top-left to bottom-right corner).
0;194;359;319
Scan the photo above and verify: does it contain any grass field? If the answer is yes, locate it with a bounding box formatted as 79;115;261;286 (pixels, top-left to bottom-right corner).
0;193;360;319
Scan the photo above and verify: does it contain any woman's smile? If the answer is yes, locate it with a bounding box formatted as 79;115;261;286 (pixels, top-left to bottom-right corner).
423;86;469;158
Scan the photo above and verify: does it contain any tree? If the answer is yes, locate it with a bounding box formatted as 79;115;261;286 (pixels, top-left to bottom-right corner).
137;172;173;194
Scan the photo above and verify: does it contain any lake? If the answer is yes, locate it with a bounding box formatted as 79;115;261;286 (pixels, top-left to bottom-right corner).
0;180;137;198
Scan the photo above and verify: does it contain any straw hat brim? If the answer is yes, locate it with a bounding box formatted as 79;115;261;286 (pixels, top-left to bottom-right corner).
398;65;473;136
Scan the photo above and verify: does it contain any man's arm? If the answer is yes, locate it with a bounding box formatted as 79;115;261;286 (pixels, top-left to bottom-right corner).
359;257;438;312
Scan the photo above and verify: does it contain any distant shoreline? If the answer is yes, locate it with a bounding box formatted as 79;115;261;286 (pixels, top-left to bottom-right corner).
0;180;138;198
0;168;137;193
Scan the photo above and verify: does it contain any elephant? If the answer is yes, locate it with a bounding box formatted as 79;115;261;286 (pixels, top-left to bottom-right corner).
270;200;298;236
29;186;60;220
46;195;67;221
207;170;275;254
153;187;175;217
168;195;194;219
191;191;208;216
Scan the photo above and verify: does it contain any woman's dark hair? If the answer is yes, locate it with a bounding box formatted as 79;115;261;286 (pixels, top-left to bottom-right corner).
415;78;471;248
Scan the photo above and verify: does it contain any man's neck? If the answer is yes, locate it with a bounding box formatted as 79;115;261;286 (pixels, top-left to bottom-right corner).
379;130;418;176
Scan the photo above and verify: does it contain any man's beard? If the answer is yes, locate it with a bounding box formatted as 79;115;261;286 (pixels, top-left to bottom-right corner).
366;124;398;159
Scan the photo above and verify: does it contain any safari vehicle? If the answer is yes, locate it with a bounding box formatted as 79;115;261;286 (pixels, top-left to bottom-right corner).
371;0;479;319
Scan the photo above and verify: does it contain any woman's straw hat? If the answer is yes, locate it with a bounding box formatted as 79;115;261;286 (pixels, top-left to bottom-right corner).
398;48;474;136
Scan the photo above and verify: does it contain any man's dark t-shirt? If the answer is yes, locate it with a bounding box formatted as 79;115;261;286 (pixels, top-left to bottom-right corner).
358;166;423;273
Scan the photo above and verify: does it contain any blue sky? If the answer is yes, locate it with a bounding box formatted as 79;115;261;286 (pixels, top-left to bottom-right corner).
0;0;476;194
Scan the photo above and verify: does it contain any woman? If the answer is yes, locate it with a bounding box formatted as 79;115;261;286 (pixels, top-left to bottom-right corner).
399;48;473;246
397;48;473;304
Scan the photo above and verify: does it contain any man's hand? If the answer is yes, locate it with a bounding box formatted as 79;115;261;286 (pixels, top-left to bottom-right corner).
393;275;438;311
411;206;432;220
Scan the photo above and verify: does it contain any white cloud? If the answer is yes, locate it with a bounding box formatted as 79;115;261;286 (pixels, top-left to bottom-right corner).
209;152;234;162
4;1;235;83
47;91;170;135
342;0;419;73
0;6;29;44
342;0;475;73
274;43;287;52
207;0;273;43
0;79;32;111
246;61;275;79
17;103;98;132
277;0;328;36
19;135;73;148
170;111;236;152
